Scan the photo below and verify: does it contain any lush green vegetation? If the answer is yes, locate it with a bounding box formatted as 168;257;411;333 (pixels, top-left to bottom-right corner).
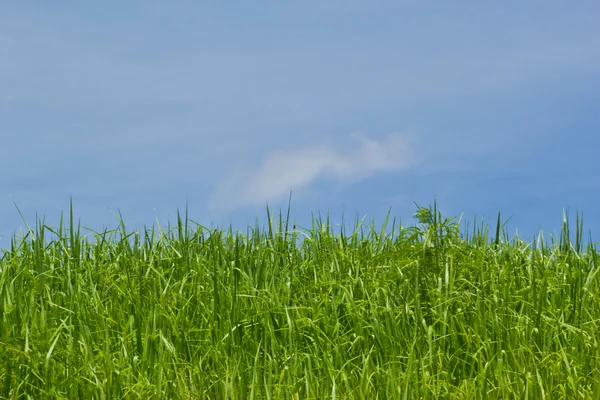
0;203;599;399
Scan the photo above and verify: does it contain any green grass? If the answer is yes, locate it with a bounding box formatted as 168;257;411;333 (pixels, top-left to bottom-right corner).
0;202;599;399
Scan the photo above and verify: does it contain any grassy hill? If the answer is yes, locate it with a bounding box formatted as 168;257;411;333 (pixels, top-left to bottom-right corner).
0;203;598;399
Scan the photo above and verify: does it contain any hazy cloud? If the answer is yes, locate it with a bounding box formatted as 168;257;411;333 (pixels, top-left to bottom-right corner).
209;132;414;212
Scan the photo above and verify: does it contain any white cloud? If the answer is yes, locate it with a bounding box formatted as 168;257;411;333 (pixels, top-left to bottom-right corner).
208;132;414;213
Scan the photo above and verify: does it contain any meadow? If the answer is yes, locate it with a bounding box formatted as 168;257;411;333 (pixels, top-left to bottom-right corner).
0;202;598;399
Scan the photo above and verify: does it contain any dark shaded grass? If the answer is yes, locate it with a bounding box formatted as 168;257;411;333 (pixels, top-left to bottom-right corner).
0;202;598;399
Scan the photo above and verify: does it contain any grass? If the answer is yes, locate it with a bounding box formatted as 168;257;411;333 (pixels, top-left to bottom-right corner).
0;201;599;399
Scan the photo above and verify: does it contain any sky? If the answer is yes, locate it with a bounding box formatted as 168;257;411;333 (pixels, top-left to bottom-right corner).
1;1;599;247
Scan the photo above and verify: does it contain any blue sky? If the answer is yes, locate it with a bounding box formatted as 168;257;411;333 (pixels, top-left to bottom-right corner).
1;1;599;246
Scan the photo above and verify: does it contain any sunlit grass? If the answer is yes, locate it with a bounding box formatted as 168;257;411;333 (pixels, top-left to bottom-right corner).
0;202;599;399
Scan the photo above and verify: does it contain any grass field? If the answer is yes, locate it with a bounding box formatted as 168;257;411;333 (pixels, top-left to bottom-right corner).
0;202;599;399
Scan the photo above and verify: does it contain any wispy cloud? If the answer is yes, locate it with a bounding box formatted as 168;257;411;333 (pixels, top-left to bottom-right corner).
209;132;414;212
